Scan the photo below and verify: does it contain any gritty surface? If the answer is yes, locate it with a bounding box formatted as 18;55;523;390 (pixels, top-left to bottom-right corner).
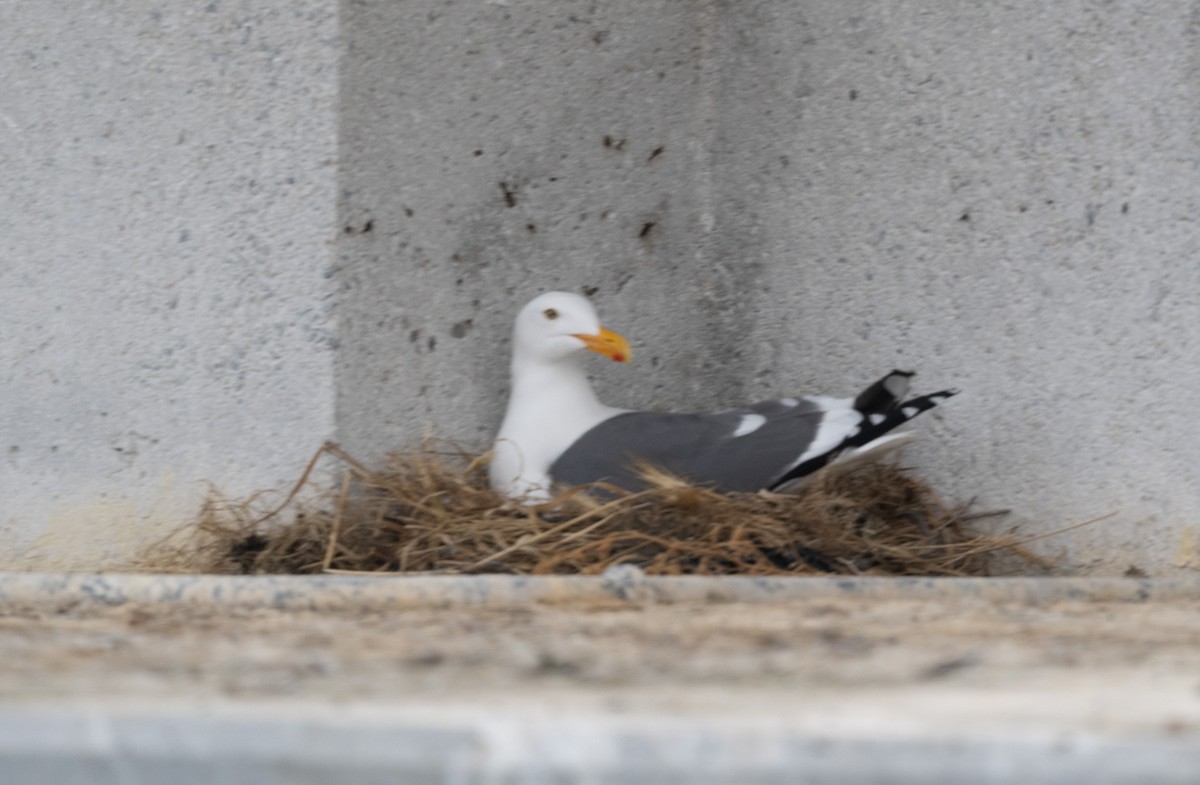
3;595;1199;740
1;0;339;570
335;0;1200;577
4;0;1200;579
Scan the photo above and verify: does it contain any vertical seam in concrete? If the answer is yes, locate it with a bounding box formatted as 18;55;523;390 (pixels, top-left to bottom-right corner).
693;1;719;264
321;2;344;449
332;0;352;452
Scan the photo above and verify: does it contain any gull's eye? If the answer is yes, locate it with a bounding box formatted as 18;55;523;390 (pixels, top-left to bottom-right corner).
543;308;559;320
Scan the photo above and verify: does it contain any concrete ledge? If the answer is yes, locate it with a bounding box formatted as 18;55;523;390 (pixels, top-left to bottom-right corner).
6;571;1200;784
0;570;1195;611
1;701;1198;785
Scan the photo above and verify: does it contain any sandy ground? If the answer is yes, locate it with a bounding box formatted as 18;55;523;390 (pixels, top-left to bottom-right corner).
2;592;1199;741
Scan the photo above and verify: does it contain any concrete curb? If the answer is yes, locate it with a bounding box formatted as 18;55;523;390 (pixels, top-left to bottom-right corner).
0;570;1195;611
2;701;1198;785
6;572;1200;784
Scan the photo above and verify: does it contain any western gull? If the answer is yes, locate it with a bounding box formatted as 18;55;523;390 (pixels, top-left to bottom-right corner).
489;291;957;501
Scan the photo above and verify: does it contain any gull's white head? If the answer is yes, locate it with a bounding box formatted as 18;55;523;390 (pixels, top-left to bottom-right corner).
492;291;632;500
511;291;631;366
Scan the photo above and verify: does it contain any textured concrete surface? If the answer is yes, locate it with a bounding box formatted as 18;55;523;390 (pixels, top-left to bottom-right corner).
0;1;340;568
335;0;1200;574
3;1;1198;573
707;0;1200;575
2;571;1198;612
2;574;1200;783
334;0;724;453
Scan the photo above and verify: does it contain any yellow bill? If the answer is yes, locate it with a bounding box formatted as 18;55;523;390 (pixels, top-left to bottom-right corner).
573;327;632;363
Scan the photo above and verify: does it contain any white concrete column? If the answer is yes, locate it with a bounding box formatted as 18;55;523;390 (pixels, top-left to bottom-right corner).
0;1;340;568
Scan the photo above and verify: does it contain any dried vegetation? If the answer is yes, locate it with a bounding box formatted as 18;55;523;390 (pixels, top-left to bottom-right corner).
139;441;1047;577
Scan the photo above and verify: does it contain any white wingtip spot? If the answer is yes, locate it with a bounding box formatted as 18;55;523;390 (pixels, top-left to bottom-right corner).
902;406;919;418
869;413;887;426
780;397;799;408
883;374;912;400
733;413;767;437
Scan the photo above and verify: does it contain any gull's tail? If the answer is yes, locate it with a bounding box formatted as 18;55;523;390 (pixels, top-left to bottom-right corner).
769;382;958;491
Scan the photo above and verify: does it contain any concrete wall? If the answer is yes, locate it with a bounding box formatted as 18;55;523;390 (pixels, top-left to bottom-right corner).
0;1;340;568
337;0;1200;574
3;0;1198;573
717;1;1200;574
709;1;1200;573
335;0;728;455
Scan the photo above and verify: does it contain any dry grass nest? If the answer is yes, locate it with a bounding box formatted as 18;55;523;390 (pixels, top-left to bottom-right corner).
140;441;1058;577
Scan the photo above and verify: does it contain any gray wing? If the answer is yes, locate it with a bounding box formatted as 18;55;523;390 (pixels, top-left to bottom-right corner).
549;398;831;493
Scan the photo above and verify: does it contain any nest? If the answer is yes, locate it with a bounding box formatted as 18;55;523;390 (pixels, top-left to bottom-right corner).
140;442;1044;577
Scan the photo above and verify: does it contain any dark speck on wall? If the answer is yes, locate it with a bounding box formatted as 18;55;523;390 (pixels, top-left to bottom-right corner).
500;181;518;207
959;211;970;222
647;146;664;162
450;319;473;339
639;221;656;239
849;89;858;100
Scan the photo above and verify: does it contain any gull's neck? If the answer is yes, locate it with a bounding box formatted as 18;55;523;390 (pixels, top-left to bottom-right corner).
491;351;624;500
504;354;617;426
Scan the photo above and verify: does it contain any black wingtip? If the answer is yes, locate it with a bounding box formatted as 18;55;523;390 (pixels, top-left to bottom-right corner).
855;369;920;414
769;385;959;491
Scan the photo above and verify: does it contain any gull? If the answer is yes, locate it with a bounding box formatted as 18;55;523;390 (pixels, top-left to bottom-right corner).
489;291;956;501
